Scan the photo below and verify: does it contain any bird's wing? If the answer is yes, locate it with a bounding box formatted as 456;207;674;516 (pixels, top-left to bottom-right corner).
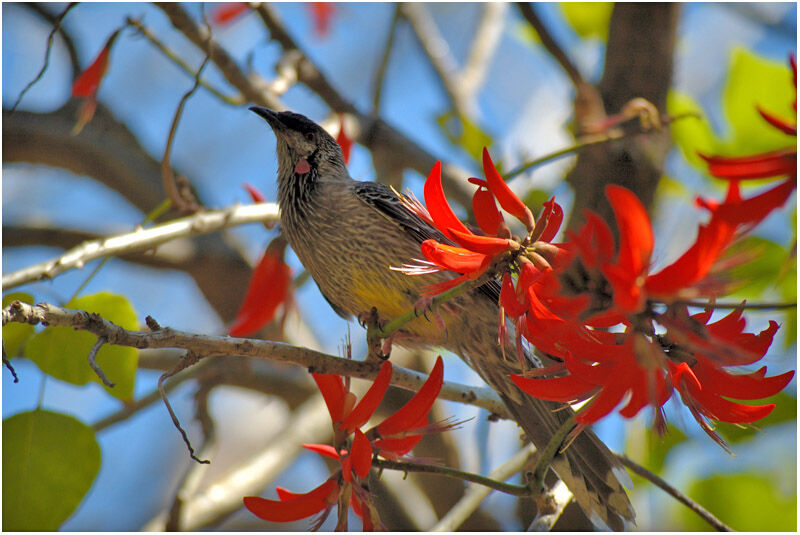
352;180;501;302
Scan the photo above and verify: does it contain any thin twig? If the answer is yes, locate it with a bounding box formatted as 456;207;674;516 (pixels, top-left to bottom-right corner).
431;444;538;531
87;336;115;387
371;3;402;113
673;300;796;310
158;351;209;464
1;202;280;289
374;457;532;497
616;454;732;532
10;2;78;112
2;300;509;418
24;2;81;77
161;52;209;213
93;357;210;432
504;111;699;180
515;3;585;89
526;480;572;531
3;347;20;383
126;17;242;105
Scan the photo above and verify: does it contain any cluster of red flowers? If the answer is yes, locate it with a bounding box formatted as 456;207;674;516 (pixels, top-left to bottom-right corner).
244;357;452;530
409;118;793;450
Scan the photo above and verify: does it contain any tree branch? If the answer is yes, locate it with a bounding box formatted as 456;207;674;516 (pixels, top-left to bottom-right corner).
158;2;475;207
2;202;280;290
616;454;732;532
2;300;509;418
515;3;585;88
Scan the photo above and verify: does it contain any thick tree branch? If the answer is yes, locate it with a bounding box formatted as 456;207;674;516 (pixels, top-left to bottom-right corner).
3;300;509;418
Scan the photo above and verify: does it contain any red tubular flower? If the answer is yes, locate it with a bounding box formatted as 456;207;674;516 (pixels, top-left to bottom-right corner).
336;114;353;164
309;2;335;37
228;237;292;337
699;150;797;180
211;3;249;26
71;29;121;134
244;478;338;523
482;148;535;231
469;178;503;235
246;357;451;528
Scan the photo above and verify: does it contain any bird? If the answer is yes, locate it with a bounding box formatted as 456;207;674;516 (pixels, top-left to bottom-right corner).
249;106;634;530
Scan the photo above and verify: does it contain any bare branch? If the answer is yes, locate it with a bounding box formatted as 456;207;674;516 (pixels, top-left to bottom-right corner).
515;3;585;89
143;393;333;530
24;2;82;77
159;2;475;206
2;300;509;418
87;336;115;387
126;17;242;105
2;202;280;290
10;2;78;112
371;4;402;113
616;454;732;532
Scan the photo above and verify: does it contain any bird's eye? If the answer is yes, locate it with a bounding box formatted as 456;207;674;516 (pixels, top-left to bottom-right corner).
304;132;316;143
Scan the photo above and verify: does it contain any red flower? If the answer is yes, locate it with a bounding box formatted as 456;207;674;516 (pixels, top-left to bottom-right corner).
71;29;121;134
335;114;353;164
245;357;451;529
229;236;292;337
699;55;797;182
211;3;249;26
309;3;335;37
406;149;562;297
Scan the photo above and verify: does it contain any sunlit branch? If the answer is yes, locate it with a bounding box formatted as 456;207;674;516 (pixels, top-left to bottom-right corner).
1;202;280;289
2;300;509;418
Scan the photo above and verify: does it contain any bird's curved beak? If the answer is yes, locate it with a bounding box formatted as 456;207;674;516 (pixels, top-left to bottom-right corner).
249;106;287;137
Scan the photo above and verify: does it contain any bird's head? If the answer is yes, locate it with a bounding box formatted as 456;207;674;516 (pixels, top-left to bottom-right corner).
250;107;347;185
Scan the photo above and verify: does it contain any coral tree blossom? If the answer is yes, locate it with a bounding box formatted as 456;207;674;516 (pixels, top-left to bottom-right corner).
407;146;793;451
244;357;453;530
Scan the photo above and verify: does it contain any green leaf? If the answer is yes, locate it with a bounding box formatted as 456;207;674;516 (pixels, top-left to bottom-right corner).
724;236;793;298
24;292;138;400
678;472;796;531
3;409;101;531
436;111;493;164
666;91;716;167
2;293;35;358
718;391;797;444
559;3;613;40
721;48;796;155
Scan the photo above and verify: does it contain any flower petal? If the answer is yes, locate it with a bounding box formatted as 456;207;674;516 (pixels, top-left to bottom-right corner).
482;148;535;229
72;29;121;97
470;179;504;235
302;443;341;461
511;373;597;403
699;150;797;180
447;228;513;255
336;114;353;164
693;360;794;400
341;361;393;432
229;238;292;336
423;161;472;237
605;185;654;277
376;356;443;437
500;273;528;318
350;429;373;478
539;198;564;243
420;240;491;274
211;2;249;25
312;373;347;423
243;479;337;522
